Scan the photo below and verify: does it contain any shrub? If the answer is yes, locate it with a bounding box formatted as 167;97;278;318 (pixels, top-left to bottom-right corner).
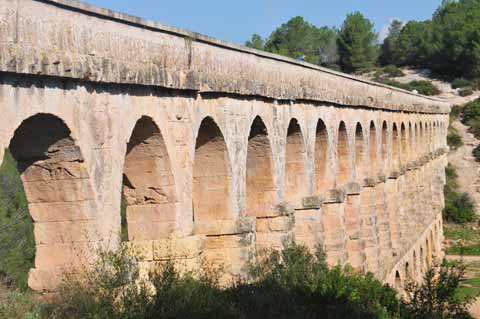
452;78;473;89
444;165;476;224
447;123;463;150
407;80;441;96
451;105;463;121
462;99;480;138
0;150;34;290
42;244;402;319
459;88;474;97
400;261;473;319
383;65;405;78
473;145;480;162
447;130;463;150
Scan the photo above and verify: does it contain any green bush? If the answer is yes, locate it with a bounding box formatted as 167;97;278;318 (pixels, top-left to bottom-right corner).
452;78;473;89
383;65;405;78
459;88;474;97
462;99;480;139
378;79;441;96
42;244;402;319
447;125;463;150
400;261;473;319
0;150;34;290
444;165;476;224
407;80;441;96
473;145;480;162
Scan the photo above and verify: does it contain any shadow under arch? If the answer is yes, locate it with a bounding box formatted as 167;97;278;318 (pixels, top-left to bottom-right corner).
400;122;408;164
246;116;275;216
355;122;366;181
315;118;329;193
193;116;233;221
285;118;307;205
369;121;378;177
381;121;388;173
337;121;350;186
8;113;96;291
123;116;177;241
392;123;400;171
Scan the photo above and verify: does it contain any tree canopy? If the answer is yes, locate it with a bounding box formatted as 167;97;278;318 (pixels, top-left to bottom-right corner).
337;12;378;73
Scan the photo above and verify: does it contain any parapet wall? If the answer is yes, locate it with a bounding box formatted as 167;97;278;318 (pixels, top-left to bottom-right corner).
0;0;449;114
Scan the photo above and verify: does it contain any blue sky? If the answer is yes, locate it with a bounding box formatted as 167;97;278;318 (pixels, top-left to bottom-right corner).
84;0;442;44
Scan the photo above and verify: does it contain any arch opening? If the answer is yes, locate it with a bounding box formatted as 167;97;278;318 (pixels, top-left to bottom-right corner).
193;117;233;222
369;121;378;177
246;116;275;216
123;116;176;241
392;123;400;171
7;113;95;290
337;121;350;186
355;123;366;181
381;121;388;173
285;119;307;204
395;271;402;289
400;123;408;164
315;119;329;193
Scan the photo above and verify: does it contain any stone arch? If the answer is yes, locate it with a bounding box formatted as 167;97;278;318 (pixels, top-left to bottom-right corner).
426;237;432;267
315;119;329;193
413;250;418;279
420;246;425;272
8;113;96;291
408;122;414;161
123;116;177;241
285;118;308;205
395;270;402;289
414;123;419;157
193;117;233;222
405;262;411;283
246;116;275;216
337;121;350;186
419;122;424;155
392;123;400;171
400;123;408;164
355;122;367;181
381;121;388;172
369;121;379;177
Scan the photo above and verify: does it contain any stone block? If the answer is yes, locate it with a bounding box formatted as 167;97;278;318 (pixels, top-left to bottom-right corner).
194;217;255;236
204;233;253;250
34;220;99;245
29;200;97;222
363;177;376;187
127;203;176;222
28;268;64;292
345;182;361;195
153;235;204;260
302;196;323;209
324;188;346;203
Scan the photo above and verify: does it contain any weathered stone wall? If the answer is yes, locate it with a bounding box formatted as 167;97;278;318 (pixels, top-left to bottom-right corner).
0;0;449;292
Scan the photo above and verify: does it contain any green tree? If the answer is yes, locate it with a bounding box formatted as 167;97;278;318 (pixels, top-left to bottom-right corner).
261;16;338;65
430;0;480;78
379;19;403;66
337;12;378;73
396;20;433;67
245;34;265;50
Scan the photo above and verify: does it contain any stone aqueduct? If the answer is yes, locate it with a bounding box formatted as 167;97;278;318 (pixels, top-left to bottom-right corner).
0;0;450;292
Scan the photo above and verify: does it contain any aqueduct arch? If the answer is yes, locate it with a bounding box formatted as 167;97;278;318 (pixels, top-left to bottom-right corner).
122;116;177;241
193;117;233;221
337;121;350;186
8;113;97;291
285;118;308;205
246;116;275;217
315;119;329;193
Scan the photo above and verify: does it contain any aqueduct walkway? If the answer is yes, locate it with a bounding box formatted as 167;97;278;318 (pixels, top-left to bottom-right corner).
0;0;450;292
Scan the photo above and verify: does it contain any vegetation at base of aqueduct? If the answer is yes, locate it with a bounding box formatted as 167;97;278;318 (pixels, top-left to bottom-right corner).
0;152;473;318
246;0;480;83
0;243;473;319
443;164;476;224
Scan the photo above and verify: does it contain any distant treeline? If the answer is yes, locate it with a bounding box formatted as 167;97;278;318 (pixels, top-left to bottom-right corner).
246;0;480;79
